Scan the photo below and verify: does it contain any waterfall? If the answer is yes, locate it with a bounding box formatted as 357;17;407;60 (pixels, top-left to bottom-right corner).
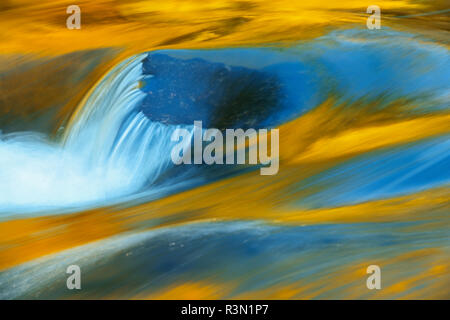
0;53;194;213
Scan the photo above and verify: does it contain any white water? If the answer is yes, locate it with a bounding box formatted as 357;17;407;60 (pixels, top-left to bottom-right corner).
0;54;193;214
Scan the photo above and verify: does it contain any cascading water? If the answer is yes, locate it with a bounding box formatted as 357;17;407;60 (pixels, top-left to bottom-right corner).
0;53;194;214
